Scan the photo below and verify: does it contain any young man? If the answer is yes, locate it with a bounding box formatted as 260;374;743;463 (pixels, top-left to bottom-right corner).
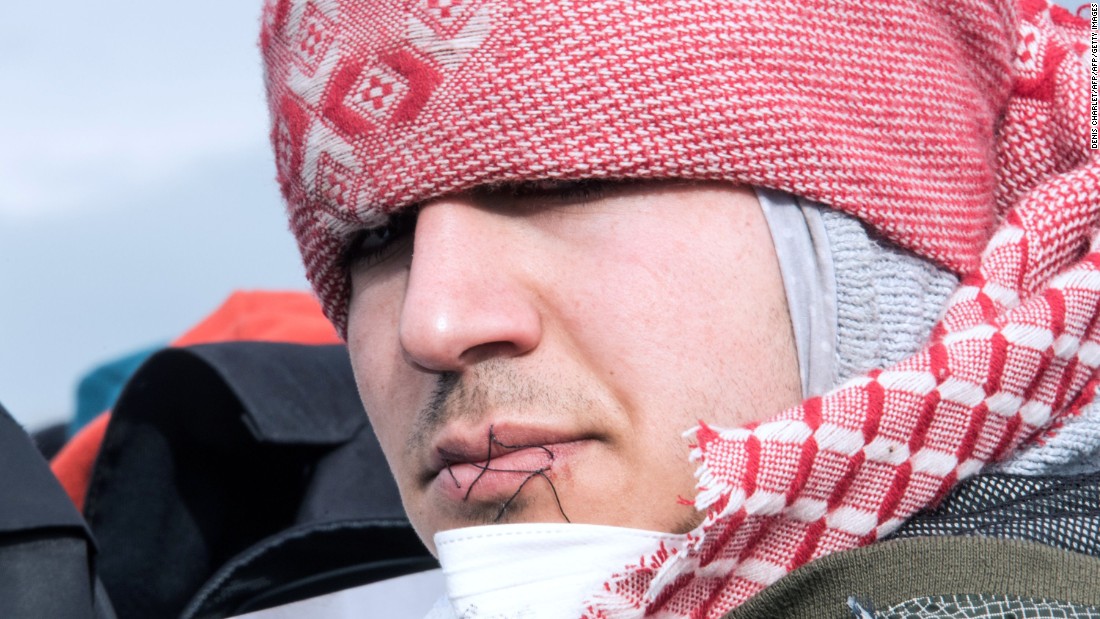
261;1;1100;617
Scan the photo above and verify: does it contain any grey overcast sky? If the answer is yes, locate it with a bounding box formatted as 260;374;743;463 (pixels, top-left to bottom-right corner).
0;1;1091;431
0;1;310;429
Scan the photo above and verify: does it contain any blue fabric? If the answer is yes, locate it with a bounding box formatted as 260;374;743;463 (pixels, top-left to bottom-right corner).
69;346;162;437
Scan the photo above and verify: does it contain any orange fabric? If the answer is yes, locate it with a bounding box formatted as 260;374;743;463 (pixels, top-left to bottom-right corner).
51;413;112;512
171;290;340;348
50;290;341;510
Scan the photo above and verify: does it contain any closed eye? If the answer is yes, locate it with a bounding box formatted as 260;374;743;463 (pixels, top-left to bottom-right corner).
343;208;418;271
476;179;625;207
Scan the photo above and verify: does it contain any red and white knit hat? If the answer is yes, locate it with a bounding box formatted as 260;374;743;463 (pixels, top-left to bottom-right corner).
262;1;1098;616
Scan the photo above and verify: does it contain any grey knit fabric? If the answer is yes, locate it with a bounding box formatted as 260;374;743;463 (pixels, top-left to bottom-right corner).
818;207;958;387
756;191;958;396
996;399;1100;476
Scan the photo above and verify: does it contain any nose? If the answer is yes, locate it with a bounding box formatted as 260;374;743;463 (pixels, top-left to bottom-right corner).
398;199;543;372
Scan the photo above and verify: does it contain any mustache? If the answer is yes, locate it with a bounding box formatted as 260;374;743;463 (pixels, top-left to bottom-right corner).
420;371;460;433
407;361;597;451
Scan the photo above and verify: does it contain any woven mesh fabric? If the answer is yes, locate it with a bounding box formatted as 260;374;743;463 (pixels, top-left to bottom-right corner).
891;471;1100;558
851;594;1100;619
262;1;1099;618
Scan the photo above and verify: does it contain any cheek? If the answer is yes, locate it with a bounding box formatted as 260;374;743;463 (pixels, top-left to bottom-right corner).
346;277;420;451
554;206;798;425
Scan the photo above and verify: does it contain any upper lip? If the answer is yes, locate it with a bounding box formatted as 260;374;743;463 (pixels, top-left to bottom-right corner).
425;423;586;479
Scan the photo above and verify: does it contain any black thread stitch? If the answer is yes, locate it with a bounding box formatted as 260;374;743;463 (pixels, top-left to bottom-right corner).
442;425;572;523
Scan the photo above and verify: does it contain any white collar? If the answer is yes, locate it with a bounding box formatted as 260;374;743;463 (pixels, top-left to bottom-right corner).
427;523;685;619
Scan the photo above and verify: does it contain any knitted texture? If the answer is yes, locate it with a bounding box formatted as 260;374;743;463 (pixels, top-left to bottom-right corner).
261;1;1097;617
824;208;959;388
996;398;1100;475
262;0;1039;332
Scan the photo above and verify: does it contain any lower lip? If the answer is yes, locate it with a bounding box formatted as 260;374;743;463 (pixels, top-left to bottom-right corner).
433;443;581;503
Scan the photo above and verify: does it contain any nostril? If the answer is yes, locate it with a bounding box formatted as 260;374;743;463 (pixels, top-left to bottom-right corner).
459;341;529;365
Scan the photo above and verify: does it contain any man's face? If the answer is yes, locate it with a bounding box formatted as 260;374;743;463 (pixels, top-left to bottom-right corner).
345;180;801;553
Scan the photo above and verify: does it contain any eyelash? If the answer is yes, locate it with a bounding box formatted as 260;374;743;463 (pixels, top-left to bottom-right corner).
490;179;616;205
344;209;417;270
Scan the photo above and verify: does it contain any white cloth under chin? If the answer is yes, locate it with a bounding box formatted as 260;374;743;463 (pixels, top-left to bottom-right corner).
426;523;685;619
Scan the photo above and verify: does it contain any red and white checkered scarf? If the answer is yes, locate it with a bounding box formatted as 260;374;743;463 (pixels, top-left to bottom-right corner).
262;0;1098;616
